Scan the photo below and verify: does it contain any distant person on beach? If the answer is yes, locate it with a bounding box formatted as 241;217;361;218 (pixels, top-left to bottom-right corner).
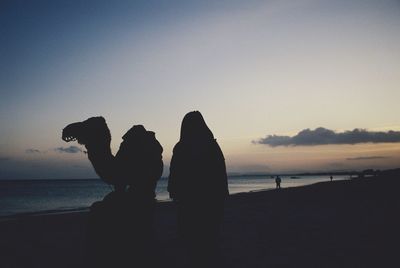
275;175;281;189
62;117;163;268
330;175;333;182
168;111;229;266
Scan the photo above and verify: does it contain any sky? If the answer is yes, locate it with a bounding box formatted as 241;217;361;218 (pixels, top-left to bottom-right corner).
1;0;400;179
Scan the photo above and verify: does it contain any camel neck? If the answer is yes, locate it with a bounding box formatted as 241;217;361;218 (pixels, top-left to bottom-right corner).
86;145;113;158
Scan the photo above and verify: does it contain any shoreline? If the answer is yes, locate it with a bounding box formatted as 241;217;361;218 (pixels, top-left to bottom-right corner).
0;178;347;221
1;175;398;267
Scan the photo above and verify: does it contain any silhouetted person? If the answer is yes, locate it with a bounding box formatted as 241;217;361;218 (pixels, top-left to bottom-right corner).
114;124;163;267
62;117;163;268
330;175;333;182
275;175;281;189
115;125;163;200
168;111;229;267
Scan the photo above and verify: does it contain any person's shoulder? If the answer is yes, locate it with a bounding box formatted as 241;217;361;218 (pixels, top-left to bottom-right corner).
146;131;163;152
211;138;221;147
210;138;223;150
207;139;225;159
172;141;183;153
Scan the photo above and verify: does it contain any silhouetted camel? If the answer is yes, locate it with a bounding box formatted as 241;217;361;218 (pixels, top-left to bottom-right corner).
168;111;229;267
62;116;163;268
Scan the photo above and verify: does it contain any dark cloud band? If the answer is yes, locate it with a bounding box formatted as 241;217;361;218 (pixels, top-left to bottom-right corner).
255;127;400;147
346;156;388;161
25;149;41;154
54;146;82;153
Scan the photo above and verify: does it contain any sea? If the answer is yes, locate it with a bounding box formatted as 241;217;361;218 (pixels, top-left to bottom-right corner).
0;175;348;218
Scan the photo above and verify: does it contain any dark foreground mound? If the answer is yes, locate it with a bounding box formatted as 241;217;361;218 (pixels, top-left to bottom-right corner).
1;174;399;267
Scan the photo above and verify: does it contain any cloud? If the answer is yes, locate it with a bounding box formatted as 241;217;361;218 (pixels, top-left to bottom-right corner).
254;127;400;147
54;146;82;153
25;149;42;154
346;156;389;161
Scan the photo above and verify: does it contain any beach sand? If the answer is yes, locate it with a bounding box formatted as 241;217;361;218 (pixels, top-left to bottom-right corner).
1;175;398;268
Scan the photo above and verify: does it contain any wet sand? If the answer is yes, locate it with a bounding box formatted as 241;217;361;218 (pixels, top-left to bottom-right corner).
0;175;398;267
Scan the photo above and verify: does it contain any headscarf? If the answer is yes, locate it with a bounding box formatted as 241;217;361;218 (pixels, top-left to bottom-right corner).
179;111;214;142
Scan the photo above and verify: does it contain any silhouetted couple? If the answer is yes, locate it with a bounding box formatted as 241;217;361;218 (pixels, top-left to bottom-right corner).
62;111;228;268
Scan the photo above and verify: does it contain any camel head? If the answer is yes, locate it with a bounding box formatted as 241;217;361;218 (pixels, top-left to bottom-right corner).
62;116;111;147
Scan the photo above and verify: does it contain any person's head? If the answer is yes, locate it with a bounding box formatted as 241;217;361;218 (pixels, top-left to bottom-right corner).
122;125;147;142
180;111;214;142
119;124;163;157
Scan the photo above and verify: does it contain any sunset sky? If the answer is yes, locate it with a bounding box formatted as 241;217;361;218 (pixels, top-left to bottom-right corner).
1;0;400;179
